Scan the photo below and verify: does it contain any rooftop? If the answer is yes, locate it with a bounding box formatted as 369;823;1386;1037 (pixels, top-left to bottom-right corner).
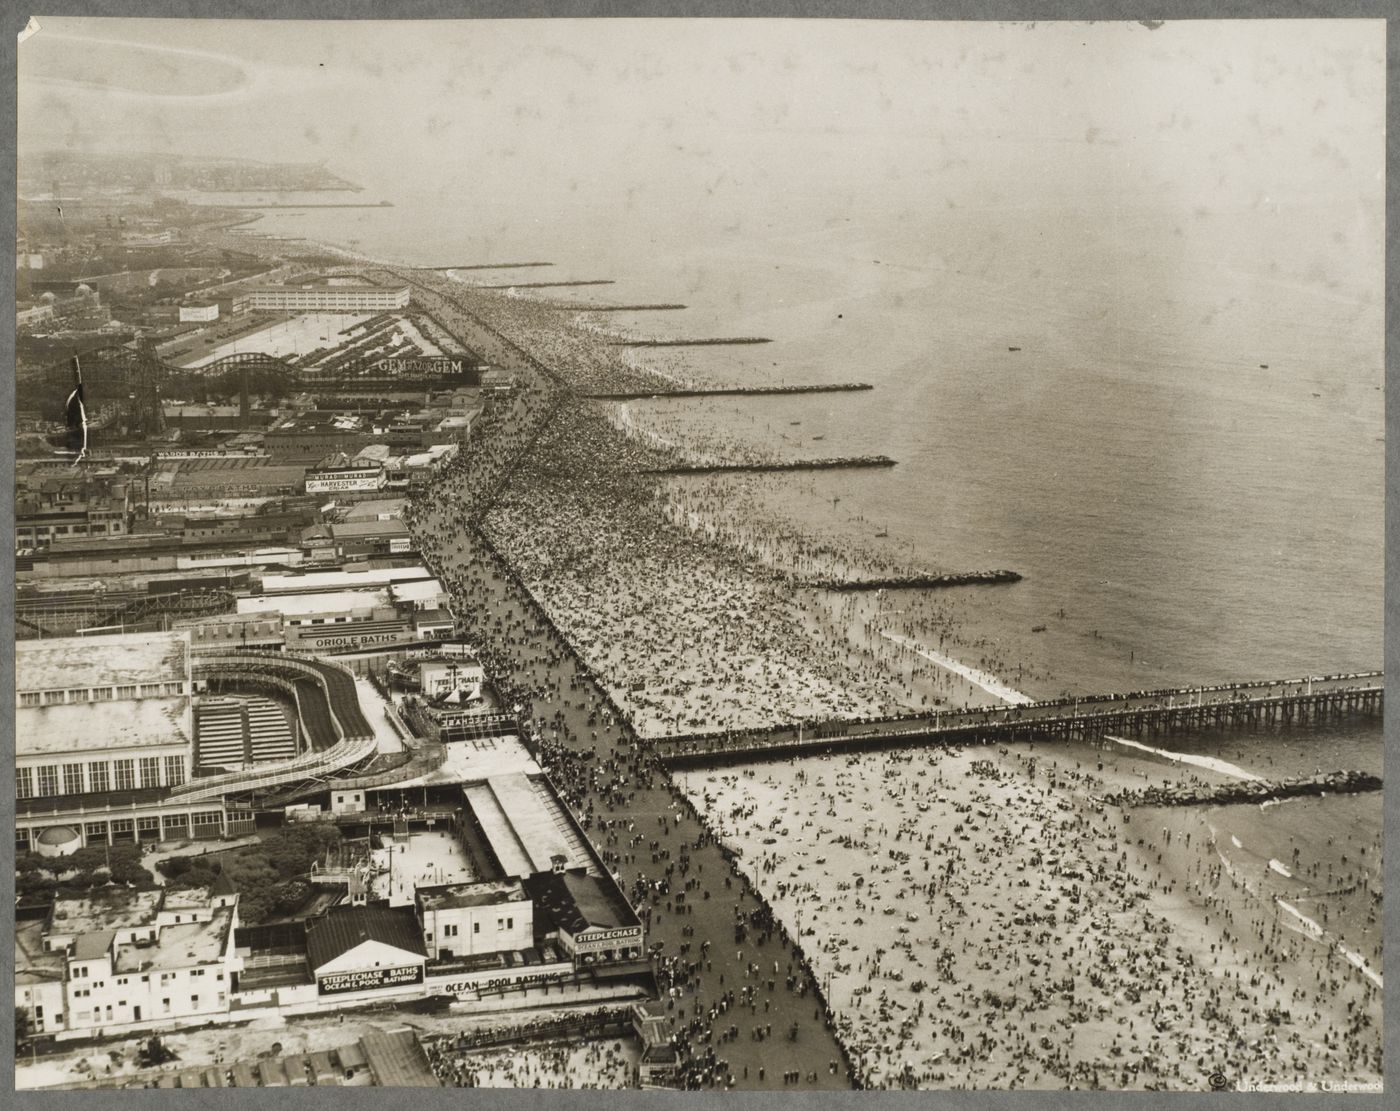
50;888;164;937
415;878;526;912
114;906;235;972
260;565;425;593
305;904;427;971
163;888;217;911
524;870;639;936
237;589;390;618
16;630;190;693
340;498;407;523
374;829;479;904
359;1029;440;1088
389;579;444;604
18;696;192;758
16;919;66;983
387;735;536;790
330;519;413;540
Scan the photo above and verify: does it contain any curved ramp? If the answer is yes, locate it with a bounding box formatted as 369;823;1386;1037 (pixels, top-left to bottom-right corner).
173;651;377;802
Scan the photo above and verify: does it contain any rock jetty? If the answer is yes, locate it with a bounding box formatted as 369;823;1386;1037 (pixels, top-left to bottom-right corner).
1105;769;1381;808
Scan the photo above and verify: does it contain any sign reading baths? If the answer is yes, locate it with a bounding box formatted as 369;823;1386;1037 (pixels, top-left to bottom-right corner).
318;964;424;996
300;628;414;652
439;969;575;996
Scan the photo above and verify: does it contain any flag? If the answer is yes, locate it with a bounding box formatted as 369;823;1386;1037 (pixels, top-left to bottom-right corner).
65;355;88;462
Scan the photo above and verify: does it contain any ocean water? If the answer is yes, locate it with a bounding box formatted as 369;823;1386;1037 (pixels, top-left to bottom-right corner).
187;20;1382;742
254;194;1383;701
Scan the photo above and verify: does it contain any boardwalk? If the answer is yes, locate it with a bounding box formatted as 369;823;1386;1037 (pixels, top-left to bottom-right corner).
656;672;1383;768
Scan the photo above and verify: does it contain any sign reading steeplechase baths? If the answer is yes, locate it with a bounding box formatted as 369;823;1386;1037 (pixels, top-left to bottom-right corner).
318;964;424;996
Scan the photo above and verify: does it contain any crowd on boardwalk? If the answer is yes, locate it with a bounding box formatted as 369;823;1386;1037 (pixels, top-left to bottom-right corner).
400;271;857;1089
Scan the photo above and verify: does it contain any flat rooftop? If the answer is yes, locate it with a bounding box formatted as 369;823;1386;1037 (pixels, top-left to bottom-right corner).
416;878;527;912
237;589;391;618
259;564;427;594
373;830;479;906
383;734;536;790
16;919;65;983
115;907;235;973
18;696;192;757
16;630;190;693
330;520;412;540
51;888;164;937
390;579;445;605
340;499;407;522
486;773;579;875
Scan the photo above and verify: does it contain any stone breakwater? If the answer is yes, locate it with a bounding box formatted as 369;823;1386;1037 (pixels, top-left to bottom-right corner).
1105;769;1382;808
804;569;1023;591
585;383;873;400
644;456;896;475
611;337;773;347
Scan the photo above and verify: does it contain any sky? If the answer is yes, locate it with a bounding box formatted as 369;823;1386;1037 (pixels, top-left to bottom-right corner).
18;17;1386;217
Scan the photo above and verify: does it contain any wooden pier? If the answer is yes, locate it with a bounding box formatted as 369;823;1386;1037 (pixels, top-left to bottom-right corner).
655;672;1383;769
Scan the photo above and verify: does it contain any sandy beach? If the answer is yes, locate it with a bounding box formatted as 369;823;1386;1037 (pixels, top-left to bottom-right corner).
677;739;1382;1090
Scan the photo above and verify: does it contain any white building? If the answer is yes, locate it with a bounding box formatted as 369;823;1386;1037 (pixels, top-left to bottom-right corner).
31;881;241;1039
305;905;427;998
15;631;251;852
246;284;410;312
179;302;219;323
415;880;534;962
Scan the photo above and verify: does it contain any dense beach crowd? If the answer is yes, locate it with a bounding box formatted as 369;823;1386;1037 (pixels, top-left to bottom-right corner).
678;743;1382;1089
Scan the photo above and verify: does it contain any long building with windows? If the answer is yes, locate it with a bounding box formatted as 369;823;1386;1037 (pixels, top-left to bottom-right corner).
245;281;410;312
15;631;254;854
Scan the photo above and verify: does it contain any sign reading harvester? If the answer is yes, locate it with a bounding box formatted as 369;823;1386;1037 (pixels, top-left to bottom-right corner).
305;467;386;494
318;965;423;995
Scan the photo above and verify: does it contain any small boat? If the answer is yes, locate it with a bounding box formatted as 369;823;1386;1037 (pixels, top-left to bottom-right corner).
1031;624;1047;633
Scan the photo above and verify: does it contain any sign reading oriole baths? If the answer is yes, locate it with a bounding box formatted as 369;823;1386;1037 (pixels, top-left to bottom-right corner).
318;964;424;995
298;628;412;651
